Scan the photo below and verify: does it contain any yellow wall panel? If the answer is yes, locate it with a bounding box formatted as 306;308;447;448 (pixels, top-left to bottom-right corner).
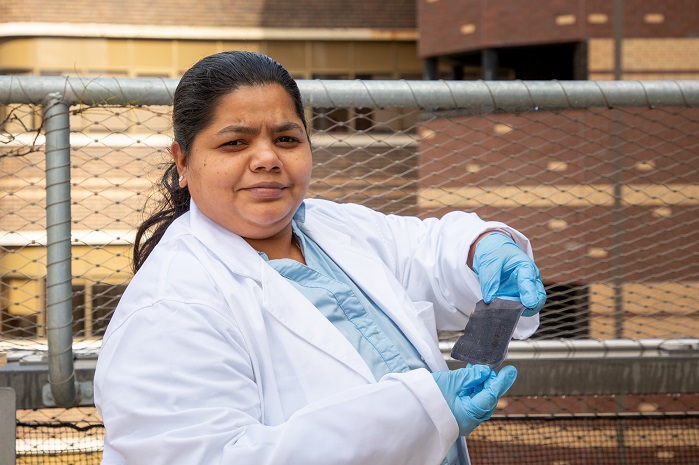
0;37;132;75
106;39;129;69
6;278;42;316
588;282;699;338
79;39;111;71
35;38;86;71
1;245;132;281
219;41;261;54
590;282;699;316
588;38;614;72
354;42;394;73
72;245;132;280
266;42;307;72
132;40;173;69
625;72;699;80
0;247;46;277
588;73;615;80
177;41;220;72
623;316;699;339
588;316;615;339
396;42;422;72
624;38;699;71
0;37;422;79
623;282;699;315
0;38;36;71
311;42;351;70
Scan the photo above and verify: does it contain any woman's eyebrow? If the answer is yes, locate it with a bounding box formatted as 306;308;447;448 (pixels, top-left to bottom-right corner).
215;125;257;136
214;122;303;136
273;122;304;133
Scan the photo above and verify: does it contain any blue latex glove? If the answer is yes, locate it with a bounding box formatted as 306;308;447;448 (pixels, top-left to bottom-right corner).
473;233;546;316
432;364;517;436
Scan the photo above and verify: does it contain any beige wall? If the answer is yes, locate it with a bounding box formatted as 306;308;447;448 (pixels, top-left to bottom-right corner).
589;282;699;339
1;244;131;337
589;38;699;80
0;37;422;79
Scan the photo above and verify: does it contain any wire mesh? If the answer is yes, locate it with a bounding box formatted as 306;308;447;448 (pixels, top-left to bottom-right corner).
468;414;699;465
416;106;699;340
14;394;699;464
2;86;698;343
16;408;103;464
1;79;698;462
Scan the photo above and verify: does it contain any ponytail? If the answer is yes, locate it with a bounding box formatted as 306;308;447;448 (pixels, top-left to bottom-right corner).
132;163;190;272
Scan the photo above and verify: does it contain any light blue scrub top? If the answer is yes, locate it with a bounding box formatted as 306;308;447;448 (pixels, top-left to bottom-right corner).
262;204;463;465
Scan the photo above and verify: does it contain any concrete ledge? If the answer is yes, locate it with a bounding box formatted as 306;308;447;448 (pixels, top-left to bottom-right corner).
0;360;96;410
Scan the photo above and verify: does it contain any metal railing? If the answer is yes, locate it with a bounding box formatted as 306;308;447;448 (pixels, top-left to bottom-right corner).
1;76;699;412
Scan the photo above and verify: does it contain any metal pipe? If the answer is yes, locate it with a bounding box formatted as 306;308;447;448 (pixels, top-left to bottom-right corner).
612;109;625;339
43;93;77;407
1;76;698;109
440;338;699;360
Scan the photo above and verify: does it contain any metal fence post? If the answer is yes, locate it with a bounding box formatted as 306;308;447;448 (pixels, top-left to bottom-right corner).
0;387;15;465
43;92;77;407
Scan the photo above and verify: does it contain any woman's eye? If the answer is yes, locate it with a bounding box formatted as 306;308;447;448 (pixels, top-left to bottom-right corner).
221;139;246;148
277;136;300;145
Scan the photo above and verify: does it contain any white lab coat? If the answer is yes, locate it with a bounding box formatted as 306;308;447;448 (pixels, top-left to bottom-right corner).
94;199;538;465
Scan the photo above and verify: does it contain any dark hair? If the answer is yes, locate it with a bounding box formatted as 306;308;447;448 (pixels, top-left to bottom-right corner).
132;51;308;272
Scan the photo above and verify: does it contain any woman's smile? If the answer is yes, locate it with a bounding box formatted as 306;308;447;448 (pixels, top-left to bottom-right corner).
241;181;290;199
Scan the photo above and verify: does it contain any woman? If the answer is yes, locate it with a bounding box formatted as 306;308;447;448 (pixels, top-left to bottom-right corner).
94;51;546;465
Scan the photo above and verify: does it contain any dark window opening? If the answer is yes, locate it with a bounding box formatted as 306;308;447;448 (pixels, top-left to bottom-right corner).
532;283;590;340
91;283;126;337
498;42;582;80
0;309;38;338
444;41;587;81
72;285;87;337
72;283;125;337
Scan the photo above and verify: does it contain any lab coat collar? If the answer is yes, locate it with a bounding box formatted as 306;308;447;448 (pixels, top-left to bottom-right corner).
185;200;376;381
186;200;266;282
185;199;444;375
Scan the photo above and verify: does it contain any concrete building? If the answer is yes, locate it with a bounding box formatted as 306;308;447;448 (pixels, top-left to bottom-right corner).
417;0;699;339
0;0;422;338
418;0;699;81
1;0;697;341
0;0;419;79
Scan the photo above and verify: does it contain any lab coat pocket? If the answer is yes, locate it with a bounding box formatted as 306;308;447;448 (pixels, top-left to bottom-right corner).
413;300;439;345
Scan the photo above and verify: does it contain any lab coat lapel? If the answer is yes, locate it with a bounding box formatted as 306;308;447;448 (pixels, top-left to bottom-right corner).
302;216;445;372
188;202;376;383
188;202;264;281
260;265;376;382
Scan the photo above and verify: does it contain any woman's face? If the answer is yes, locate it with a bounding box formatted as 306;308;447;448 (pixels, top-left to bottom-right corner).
172;84;312;240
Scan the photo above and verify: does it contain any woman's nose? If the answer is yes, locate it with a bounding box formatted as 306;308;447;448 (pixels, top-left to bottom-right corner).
250;143;282;171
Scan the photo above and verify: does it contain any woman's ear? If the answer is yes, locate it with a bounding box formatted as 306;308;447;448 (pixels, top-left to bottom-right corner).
171;141;187;188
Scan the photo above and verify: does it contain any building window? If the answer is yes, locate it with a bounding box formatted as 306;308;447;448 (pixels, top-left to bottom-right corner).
0;307;38;338
532;284;590;339
90;283;125;336
72;284;87;337
71;282;126;337
0;278;42;338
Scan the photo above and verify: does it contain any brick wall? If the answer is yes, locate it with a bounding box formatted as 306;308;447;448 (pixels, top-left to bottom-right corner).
416;108;699;284
0;0;416;29
419;0;699;57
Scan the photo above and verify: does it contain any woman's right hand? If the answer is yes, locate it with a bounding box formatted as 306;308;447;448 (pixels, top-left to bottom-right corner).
431;364;517;436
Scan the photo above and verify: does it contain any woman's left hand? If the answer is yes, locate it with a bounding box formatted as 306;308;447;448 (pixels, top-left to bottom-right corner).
472;233;546;316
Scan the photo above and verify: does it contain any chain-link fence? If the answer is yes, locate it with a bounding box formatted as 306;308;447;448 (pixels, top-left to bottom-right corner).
1;77;698;463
